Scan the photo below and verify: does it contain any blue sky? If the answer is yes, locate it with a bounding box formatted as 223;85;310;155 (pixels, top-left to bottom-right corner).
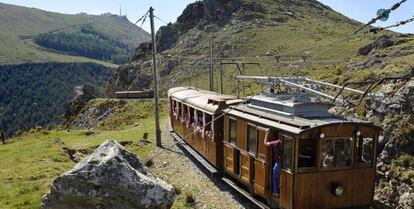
1;0;413;33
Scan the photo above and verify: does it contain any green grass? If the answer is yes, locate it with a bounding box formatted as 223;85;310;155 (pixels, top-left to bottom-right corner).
0;100;168;209
0;2;149;65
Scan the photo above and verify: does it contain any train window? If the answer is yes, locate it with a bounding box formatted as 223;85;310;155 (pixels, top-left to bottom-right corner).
356;135;374;166
282;135;293;172
189;107;195;127
205;114;213;138
173;100;178;118
229;119;237;144
298;139;316;171
177;102;182;119
247;125;257;154
181;104;186;121
195;110;203;134
320;138;353;170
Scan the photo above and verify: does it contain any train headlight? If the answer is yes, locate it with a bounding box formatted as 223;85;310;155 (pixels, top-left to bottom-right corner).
320;133;325;139
334;186;344;196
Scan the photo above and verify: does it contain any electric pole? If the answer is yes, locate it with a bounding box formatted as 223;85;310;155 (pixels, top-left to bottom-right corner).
209;33;214;92
149;7;162;147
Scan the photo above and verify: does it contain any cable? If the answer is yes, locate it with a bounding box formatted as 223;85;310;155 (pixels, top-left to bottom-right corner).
353;0;409;35
369;16;414;33
153;15;170;25
135;11;149;25
310;0;410;60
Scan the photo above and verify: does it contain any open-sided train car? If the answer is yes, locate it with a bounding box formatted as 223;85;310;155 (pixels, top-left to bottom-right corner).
168;86;381;209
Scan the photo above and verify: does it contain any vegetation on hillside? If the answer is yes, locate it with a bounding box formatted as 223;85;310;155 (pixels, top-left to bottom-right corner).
0;63;113;137
34;26;132;64
107;0;380;96
0;100;167;209
0;2;149;65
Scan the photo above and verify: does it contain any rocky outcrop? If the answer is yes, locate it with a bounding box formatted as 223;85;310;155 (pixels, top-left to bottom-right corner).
63;85;96;121
42;140;175;209
357;35;409;56
106;62;152;97
66;99;126;129
335;71;414;209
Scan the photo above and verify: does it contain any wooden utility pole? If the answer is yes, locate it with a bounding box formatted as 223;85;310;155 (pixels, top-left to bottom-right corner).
149;7;162;147
209;33;214;92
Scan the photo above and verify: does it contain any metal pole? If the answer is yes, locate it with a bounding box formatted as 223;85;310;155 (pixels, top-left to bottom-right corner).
220;64;224;94
149;7;162;147
209;33;214;91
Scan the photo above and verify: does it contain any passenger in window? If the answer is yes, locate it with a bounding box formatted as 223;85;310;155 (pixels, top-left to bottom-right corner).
321;141;335;169
264;131;282;197
191;110;196;128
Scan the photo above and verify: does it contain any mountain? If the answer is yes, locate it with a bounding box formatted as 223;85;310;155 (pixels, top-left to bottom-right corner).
0;2;150;65
107;0;382;95
105;1;414;208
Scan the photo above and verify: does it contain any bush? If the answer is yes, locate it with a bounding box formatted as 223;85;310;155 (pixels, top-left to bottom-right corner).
185;193;196;205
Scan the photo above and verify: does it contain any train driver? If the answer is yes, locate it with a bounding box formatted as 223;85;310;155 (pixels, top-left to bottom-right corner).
264;130;282;197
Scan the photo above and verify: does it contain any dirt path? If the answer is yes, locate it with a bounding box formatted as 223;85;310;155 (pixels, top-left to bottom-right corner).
149;126;259;209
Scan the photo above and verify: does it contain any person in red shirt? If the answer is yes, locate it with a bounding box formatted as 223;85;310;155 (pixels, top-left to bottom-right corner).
264;130;282;197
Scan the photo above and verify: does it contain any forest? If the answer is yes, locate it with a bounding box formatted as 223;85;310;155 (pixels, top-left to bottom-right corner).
0;62;114;137
34;27;132;64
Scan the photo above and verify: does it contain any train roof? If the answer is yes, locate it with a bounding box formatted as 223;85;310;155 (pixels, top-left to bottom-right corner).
225;93;380;134
168;87;243;114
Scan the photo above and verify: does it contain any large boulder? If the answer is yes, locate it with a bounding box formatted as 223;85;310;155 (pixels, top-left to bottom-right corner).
41;140;175;209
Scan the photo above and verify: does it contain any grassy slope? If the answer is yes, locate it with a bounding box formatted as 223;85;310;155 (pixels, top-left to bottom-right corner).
0;2;149;65
0;100;170;209
145;0;392;94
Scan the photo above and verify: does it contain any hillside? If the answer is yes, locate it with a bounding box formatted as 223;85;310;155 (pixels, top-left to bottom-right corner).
0;63;113;137
107;0;384;95
104;0;413;208
0;98;265;209
0;2;150;65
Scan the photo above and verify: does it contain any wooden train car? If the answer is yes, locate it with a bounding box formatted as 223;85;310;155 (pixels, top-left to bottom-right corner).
168;86;381;209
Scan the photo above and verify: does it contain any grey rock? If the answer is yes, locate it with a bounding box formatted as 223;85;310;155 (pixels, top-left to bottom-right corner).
42;140;175;209
357;35;406;56
398;192;414;209
63;85;96;120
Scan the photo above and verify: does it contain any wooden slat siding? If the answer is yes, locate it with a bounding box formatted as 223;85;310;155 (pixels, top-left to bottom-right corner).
224;143;235;173
239;151;251;184
295;173;318;209
280;171;293;209
214;118;224;169
257;128;268;161
224;115;229;142
321;124;355;138
206;136;216;166
294;168;374;209
254;127;271;198
237;119;247;150
254;159;269;197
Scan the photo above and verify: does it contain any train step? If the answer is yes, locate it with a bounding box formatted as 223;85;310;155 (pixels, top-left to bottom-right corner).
222;177;271;209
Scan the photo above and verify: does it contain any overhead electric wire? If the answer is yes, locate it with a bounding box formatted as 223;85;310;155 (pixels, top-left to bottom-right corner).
310;0;409;60
369;16;414;33
153;15;170;25
135;11;149;25
353;0;409;35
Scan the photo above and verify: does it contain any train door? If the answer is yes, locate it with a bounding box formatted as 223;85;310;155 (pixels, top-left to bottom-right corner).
224;116;237;174
280;135;294;209
254;127;271;197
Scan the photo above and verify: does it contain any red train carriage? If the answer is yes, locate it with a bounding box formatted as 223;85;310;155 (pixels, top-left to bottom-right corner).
168;86;381;209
